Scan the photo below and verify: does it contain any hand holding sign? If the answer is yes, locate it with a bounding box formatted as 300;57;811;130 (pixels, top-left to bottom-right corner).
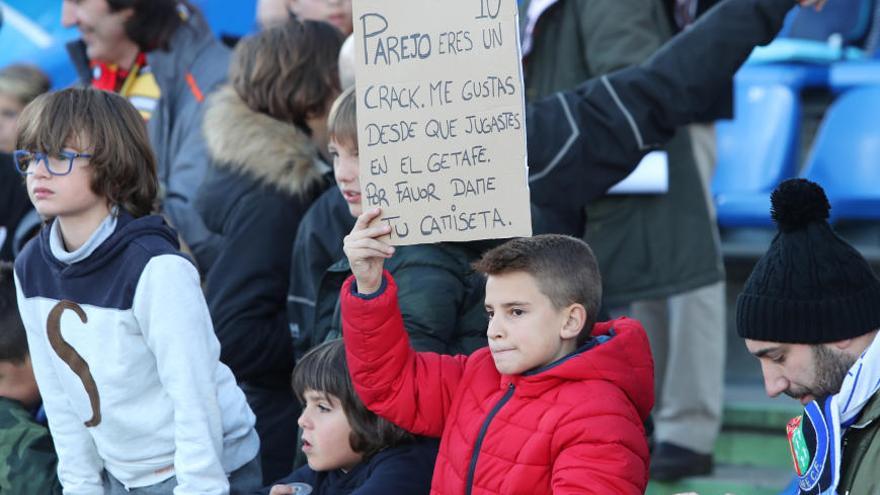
353;0;532;245
344;208;395;295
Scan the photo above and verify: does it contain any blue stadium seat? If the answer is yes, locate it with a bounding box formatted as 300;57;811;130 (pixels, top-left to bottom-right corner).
748;0;873;64
713;66;822;227
801;86;880;222
829;60;880;91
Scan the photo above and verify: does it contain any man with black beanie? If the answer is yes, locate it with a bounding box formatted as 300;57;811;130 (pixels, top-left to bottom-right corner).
737;178;880;495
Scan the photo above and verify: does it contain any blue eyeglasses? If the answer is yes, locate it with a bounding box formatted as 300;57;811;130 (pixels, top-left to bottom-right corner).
13;150;93;176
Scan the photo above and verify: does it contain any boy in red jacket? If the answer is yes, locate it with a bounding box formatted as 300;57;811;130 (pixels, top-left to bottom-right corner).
341;209;654;494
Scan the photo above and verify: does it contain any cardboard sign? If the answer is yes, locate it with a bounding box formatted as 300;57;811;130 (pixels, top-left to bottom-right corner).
353;0;532;245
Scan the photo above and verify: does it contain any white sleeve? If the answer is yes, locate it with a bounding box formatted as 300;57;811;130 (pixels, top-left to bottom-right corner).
132;255;229;495
13;274;105;495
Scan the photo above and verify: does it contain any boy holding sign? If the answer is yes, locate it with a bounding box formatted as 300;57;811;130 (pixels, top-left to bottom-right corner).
341;227;653;493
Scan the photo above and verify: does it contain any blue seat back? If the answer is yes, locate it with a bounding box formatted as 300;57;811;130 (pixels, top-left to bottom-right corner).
802;86;880;209
713;83;800;195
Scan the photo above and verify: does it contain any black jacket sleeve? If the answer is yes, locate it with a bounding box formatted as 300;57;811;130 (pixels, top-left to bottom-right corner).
527;0;796;220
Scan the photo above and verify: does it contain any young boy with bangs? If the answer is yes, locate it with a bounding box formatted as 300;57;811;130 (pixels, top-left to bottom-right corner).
12;88;260;494
342;226;655;494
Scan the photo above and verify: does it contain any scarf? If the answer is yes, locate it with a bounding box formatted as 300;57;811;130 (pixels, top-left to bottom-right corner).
787;334;880;494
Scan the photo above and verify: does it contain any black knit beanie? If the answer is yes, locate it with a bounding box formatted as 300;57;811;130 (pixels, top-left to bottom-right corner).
736;179;880;343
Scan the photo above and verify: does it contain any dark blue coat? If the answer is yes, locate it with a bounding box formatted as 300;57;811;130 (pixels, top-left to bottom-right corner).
258;439;438;495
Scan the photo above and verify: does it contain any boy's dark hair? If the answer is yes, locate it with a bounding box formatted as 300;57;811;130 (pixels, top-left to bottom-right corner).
293;339;413;459
0;262;28;364
327;86;357;151
106;0;196;52
473;234;603;345
230;18;343;131
15;88;158;218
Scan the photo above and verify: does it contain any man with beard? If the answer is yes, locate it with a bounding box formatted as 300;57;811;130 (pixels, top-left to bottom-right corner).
737;178;880;495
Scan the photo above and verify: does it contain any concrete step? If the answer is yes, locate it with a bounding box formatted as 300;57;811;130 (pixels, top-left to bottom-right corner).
647;464;794;495
643;383;804;494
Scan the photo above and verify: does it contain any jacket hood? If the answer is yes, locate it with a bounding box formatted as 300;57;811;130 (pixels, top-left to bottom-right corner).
39;212;179;279
509;317;655;421
203;85;325;196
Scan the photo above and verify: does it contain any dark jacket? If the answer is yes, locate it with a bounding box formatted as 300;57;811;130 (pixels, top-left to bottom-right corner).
67;9;230;266
524;0;797;265
196;86;330;482
522;0;672;103
311;243;487;356
258;438;438;495
0;153;31;261
288;188;355;360
0;398;61;494
198;85;329;386
839;390;880;494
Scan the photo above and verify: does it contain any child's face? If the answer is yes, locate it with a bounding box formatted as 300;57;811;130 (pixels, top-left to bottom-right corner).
0;93;24;153
0;357;41;409
287;0;353;35
330;139;362;218
61;0;137;67
25;143;108;221
298;390;363;472
484;271;580;375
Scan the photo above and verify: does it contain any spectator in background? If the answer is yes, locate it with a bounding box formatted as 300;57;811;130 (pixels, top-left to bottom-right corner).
521;0;727;479
0;262;61;494
0;153;33;262
61;0;230;272
256;0;289;29
196;19;342;483
255;0;352;35
0;65;50;154
0;65;49;261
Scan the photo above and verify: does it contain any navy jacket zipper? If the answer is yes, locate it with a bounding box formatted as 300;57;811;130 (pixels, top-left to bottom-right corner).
465;383;515;495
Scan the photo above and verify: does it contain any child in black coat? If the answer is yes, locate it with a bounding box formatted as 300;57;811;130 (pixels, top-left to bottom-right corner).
260;339;437;495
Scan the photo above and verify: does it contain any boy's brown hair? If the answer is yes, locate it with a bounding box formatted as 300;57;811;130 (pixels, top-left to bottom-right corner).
230;18;343;130
473;234;603;345
0;262;28;365
293;339;413;459
327;86;357;151
15;88;158;218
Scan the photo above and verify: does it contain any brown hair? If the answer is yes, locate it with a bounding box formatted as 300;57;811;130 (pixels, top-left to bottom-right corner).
0;64;51;106
230;18;343;130
473;234;603;345
106;0;195;52
327;86;357;151
292;339;413;459
15;88;158;218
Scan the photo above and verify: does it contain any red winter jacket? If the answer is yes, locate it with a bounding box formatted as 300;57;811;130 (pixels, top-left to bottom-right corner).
341;274;654;495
